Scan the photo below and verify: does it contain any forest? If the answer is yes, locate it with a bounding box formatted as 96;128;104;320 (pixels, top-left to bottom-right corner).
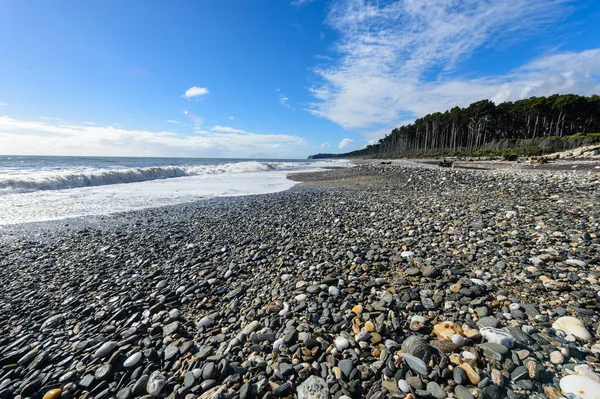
310;94;600;159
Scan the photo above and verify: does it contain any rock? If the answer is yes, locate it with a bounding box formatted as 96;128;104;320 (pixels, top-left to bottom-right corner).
401;336;433;363
410;315;427;331
42;389;62;399
478;342;508;361
461;362;480;384
398;379;410;393
297;376;329;399
338;359;354;378
197;316;213;329
422;265;440;278
477;317;500;328
146;372;166;396
124;352;142;367
454;366;468;385
511;366;529;381
559;375;600;399
565;259;586;267
434;321;462;341
454;385;474;399
94;341;117;358
550;351;564;364
401;354;429;375
480;327;515;348
452;334;465;346
427;381;447;399
552;316;592;341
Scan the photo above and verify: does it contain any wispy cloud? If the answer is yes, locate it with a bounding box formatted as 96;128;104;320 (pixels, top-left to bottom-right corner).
277;89;295;110
167;119;181;124
0;101;7;106
82;121;97;125
183;86;209;99
308;0;596;142
320;142;330;149
0;116;307;158
338;138;353;149
229;116;235;120
291;0;317;6
211;125;249;134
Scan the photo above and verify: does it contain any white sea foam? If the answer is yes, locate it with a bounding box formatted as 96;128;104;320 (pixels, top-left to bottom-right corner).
0;159;350;225
0;161;307;194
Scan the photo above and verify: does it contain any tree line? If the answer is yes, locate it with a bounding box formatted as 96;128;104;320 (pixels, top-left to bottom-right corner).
310;94;600;159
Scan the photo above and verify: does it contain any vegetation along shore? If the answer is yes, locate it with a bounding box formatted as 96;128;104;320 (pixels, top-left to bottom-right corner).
309;95;600;160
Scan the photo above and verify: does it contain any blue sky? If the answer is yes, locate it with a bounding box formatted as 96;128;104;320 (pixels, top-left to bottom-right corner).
1;0;599;158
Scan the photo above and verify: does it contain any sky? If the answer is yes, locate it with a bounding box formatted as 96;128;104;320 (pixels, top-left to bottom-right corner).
1;0;599;159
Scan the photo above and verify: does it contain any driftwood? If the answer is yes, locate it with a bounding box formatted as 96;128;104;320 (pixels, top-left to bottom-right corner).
438;159;453;168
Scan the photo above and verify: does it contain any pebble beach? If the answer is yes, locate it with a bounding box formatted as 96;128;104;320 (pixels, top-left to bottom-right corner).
1;161;600;399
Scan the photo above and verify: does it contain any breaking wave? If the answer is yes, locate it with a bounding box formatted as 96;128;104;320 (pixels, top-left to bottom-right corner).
0;161;300;194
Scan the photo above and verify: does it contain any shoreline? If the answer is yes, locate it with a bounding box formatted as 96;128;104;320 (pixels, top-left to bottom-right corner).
0;163;599;399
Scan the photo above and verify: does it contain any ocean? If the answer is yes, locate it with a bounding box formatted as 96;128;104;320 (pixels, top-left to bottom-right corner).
0;155;348;226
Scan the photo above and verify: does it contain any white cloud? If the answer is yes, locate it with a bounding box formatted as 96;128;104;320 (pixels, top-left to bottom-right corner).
308;0;598;142
291;0;316;6
183;86;209;99
277;90;294;110
0;101;7;106
320;142;330;149
0;116;308;158
82;121;97;125
229;116;235;120
167;120;181;124
211;125;249;134
338;138;353;149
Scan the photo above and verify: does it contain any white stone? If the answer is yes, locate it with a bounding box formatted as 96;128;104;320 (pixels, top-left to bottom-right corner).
550;351;564;364
480;327;515;348
224;269;233;279
398;379;410;393
298;332;311;342
566;259;586;267
295;294;308;302
451;334;465;346
278;303;290;316
280;273;292;281
328;286;339;296
529;257;543;265
94;341;117;358
146;371;166;396
470;278;485;286
505;211;517;219
297;376;329;399
559;375;600;399
335;336;350;351
552;316;592;341
462;351;477;360
509;303;520;310
401;251;415;258
273;338;285;351
123;352;142;367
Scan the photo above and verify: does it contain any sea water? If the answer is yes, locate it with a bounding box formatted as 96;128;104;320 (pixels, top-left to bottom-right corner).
0;156;348;225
